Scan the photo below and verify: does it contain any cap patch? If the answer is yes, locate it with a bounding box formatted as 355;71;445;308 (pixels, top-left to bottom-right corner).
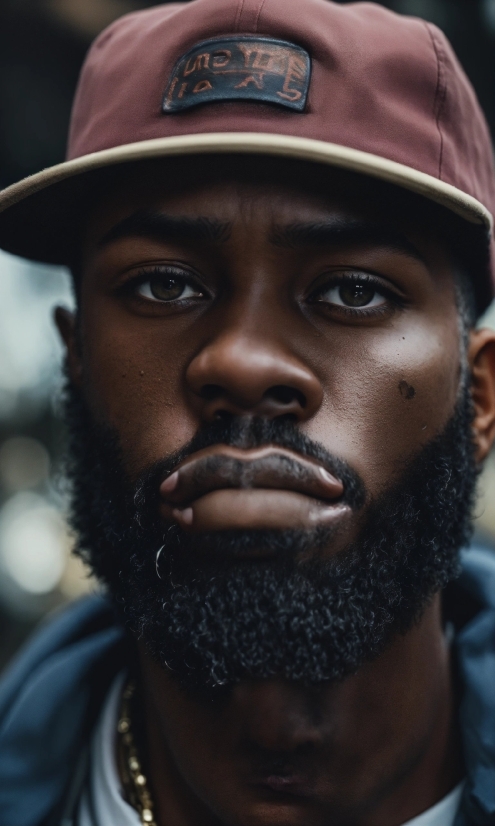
163;36;311;114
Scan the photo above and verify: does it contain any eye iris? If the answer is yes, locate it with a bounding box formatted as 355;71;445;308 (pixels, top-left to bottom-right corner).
149;276;184;301
339;282;375;307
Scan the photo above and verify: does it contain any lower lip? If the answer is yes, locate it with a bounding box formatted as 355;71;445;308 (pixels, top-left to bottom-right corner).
258;775;312;797
167;488;350;535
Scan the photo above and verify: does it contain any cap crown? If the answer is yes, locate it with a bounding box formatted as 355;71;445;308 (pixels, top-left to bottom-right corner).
69;0;495;221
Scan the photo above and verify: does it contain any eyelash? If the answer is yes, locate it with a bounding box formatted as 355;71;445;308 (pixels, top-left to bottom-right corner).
120;266;404;318
308;272;404;316
120;265;207;301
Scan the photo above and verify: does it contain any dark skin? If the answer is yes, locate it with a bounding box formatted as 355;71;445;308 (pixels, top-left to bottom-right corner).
57;159;495;825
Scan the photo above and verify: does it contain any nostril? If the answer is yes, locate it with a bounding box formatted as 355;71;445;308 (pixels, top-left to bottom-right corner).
201;384;224;401
199;383;307;419
266;385;307;408
214;409;234;422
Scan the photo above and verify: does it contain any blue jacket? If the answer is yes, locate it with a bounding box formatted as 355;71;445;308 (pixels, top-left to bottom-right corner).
0;548;494;826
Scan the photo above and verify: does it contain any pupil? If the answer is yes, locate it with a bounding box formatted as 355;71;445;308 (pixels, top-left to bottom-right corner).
339;282;374;307
150;276;183;301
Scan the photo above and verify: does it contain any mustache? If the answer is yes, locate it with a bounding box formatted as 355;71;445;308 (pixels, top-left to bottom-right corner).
133;416;366;513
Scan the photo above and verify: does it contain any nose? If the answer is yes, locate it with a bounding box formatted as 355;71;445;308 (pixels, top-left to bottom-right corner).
186;331;323;423
233;681;324;754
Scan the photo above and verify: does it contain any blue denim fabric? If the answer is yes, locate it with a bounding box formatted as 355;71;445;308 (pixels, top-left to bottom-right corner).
0;596;126;826
454;549;495;826
0;549;494;826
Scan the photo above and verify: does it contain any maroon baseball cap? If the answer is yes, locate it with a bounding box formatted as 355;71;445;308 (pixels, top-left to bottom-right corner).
0;0;494;307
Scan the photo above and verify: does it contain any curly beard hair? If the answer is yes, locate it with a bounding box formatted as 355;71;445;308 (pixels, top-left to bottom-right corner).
64;380;478;697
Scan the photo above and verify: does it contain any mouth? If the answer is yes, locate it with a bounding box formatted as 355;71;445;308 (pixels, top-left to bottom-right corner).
159;444;350;539
256;773;314;798
251;759;316;799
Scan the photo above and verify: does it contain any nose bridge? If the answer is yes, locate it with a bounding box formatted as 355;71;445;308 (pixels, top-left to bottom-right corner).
212;293;289;374
185;295;323;420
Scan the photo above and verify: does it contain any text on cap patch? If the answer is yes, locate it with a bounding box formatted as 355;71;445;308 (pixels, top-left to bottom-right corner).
163;36;311;113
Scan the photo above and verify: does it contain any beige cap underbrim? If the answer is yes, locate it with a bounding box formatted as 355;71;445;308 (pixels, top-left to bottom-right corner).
0;131;491;265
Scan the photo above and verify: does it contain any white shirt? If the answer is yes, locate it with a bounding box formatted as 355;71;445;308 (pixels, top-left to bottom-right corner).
78;672;140;826
403;784;463;826
78;674;463;826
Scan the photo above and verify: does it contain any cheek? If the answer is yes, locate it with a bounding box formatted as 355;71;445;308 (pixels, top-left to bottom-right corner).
306;318;462;492
78;299;200;473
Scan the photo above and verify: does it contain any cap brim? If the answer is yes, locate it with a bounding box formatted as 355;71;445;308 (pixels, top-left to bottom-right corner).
0;131;492;265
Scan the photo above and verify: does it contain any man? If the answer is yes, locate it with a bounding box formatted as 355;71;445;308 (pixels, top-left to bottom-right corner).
0;0;495;823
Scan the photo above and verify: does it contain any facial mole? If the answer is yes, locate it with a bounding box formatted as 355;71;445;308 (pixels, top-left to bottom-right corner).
399;380;416;400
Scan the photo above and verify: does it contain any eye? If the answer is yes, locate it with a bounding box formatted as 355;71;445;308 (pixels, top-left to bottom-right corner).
313;275;389;310
136;268;206;303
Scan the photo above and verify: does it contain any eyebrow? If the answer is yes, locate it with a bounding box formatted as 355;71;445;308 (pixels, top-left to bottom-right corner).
270;218;426;264
98;209;232;247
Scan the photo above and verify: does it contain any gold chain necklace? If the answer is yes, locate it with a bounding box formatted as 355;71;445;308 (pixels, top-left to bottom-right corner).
117;680;158;826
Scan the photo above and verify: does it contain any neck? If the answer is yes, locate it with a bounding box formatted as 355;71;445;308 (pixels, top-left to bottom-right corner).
135;595;462;826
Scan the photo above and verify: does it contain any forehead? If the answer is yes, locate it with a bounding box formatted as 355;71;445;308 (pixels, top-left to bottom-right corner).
83;156;452;255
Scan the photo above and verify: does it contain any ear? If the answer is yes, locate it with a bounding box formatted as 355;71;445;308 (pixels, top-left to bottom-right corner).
468;327;495;462
54;306;83;386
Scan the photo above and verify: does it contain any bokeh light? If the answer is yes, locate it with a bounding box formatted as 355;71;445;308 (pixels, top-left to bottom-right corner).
0;493;67;598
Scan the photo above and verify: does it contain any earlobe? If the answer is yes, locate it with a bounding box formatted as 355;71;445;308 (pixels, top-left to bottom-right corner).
468;328;495;462
54;306;83;386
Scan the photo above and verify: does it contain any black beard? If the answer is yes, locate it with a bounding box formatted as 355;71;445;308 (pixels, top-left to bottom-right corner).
64;382;478;697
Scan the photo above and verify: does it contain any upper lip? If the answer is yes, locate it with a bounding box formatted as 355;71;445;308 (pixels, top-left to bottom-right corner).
159;445;344;507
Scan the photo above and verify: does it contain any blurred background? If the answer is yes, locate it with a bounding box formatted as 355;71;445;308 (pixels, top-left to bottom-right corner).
1;0;495;670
